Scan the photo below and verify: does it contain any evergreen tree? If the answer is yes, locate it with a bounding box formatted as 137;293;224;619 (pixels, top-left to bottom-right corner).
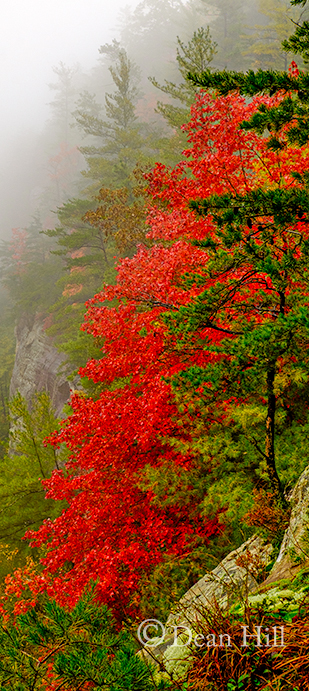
200;0;252;70
244;0;302;70
74;42;156;194
150;27;217;130
48;62;80;146
119;0;186;84
43;194;118;385
171;0;309;509
0;592;157;691
0;216;63;320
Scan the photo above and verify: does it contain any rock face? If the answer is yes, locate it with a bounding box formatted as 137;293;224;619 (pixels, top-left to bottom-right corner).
166;535;273;629
264;465;309;585
140;535;273;672
10;313;70;417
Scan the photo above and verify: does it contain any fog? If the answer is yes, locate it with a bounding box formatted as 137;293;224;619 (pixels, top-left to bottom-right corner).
1;1;144;132
0;0;293;237
0;0;141;235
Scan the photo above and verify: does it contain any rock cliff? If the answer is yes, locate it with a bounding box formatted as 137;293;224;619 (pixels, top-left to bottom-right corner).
9;313;70;417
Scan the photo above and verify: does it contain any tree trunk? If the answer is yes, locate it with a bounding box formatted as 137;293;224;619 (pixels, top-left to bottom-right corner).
265;364;286;506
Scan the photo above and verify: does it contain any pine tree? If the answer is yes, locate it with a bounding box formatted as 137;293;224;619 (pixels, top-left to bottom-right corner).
0;592;156;691
74;42;154;194
200;0;251;70
150;27;217;130
48;62;79;146
0;217;63;319
169;0;309;508
244;0;302;70
42;195;115;387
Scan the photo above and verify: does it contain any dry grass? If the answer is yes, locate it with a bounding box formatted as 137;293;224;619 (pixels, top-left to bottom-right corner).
186;601;309;690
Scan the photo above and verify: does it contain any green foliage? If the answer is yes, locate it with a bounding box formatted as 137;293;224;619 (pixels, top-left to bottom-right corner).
171;308;309;503
0;306;15;452
150;27;217;130
42;191;118;380
137;540;230;622
46;196;117;294
75;40;140;136
241;585;309;617
147;27;218;164
188;65;305;96
200;0;249;71
0;216;63;319
75;41;158;195
282;0;309;61
8;391;66;473
0;591;160;691
49;62;79;146
0;392;67;576
191;186;309;225
244;0;301;70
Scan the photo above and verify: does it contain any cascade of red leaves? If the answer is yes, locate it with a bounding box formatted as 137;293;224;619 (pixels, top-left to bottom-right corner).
12;88;308;618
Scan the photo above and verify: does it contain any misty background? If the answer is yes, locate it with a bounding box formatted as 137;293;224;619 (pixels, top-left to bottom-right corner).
1;0;302;235
0;0;142;233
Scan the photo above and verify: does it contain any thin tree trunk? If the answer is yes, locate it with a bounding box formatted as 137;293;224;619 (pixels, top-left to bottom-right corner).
265;364;286;506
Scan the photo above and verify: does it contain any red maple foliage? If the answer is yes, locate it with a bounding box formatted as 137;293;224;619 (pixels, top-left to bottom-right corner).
17;88;309;617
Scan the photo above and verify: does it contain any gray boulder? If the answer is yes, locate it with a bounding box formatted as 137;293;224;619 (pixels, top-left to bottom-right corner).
167;535;273;628
139;534;273;674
